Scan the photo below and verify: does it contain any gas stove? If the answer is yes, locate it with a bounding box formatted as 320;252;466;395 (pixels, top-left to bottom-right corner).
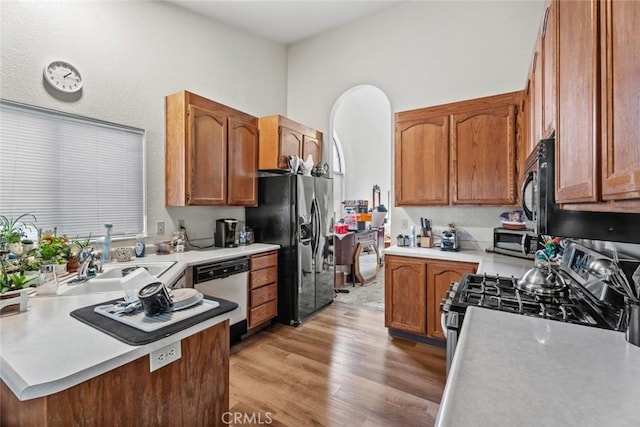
440;240;638;373
443;272;609;328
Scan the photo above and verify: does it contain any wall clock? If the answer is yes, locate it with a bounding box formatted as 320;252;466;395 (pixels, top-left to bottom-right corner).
43;60;83;93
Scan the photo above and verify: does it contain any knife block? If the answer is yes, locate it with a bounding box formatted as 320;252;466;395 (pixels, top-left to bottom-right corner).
419;235;432;248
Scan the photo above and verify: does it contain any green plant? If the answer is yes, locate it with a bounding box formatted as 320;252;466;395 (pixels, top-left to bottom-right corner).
39;232;70;262
1;258;36;293
0;213;37;244
19;258;42;273
71;234;91;256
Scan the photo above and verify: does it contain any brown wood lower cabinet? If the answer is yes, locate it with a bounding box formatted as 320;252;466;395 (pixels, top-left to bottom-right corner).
385;255;477;340
248;251;278;329
1;321;229;426
427;261;478;339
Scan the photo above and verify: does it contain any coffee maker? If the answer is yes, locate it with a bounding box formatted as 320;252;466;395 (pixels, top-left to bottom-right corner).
215;219;238;248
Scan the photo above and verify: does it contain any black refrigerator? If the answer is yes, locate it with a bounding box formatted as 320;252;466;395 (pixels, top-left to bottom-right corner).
246;174;334;326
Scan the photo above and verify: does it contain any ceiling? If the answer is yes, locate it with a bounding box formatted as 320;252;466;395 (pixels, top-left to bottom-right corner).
164;0;405;45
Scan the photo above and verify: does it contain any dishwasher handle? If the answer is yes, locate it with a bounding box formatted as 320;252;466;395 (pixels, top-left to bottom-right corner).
193;257;250;283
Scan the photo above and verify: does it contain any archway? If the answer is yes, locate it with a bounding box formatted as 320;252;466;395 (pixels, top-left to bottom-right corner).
329;85;392;225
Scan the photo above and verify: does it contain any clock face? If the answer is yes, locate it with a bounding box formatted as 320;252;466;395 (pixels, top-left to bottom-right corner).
43;61;83;93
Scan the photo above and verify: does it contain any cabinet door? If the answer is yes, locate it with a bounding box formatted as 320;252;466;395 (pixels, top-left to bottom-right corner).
600;0;640;201
555;0;599;204
384;256;427;334
227;117;258;206
532;36;543;149
394;116;449;205
426;261;477;340
278;126;303;169
302;134;322;166
451;105;517;205
542;0;556;138
188;105;227;205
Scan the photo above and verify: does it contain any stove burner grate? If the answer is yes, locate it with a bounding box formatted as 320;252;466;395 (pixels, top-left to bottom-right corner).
456;273;599;326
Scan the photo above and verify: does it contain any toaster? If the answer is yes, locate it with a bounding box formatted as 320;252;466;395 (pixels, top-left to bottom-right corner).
441;228;458;251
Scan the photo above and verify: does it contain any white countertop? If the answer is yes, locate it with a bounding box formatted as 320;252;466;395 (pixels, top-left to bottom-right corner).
436;307;640;427
383;245;533;277
0;244;279;401
141;243;281;285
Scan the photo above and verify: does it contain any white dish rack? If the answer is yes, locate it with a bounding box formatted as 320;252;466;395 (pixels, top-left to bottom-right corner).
94;299;219;332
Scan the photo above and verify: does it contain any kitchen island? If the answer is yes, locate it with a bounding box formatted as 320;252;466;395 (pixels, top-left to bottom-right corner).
0;243;279;426
436;307;640;426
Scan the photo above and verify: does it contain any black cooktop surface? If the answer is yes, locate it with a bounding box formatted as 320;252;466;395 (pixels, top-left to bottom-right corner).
449;273;619;329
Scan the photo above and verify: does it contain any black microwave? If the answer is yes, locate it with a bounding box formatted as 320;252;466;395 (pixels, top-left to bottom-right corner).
522;137;640;244
493;227;538;259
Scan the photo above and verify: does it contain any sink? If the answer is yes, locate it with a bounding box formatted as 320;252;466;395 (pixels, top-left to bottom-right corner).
91;262;175;280
55;261;176;296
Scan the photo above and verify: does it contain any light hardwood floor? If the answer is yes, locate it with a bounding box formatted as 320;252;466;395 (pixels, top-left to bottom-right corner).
228;302;446;426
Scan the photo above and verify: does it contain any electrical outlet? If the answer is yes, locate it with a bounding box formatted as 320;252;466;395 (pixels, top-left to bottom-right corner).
177;219;185;230
401;218;409;229
156;220;165;235
150;340;182;372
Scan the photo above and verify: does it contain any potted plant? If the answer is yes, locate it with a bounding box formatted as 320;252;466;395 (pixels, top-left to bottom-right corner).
18;257;42;276
68;234;91;273
39;231;70;274
0;213;37;255
0;258;35;316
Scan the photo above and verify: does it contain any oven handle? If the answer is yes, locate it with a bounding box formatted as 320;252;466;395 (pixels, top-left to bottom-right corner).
441;312;448;339
521;234;529;256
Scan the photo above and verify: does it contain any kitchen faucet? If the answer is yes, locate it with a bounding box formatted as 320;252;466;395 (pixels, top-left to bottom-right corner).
77;247;102;281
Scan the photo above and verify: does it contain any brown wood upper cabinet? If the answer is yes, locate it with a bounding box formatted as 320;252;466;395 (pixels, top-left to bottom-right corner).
258;115;323;171
165;90;258;207
555;0;640;209
394;113;450;205
395;91;521;206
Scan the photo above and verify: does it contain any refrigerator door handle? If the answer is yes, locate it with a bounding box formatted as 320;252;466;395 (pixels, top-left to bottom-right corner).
314;198;322;257
310;198;318;257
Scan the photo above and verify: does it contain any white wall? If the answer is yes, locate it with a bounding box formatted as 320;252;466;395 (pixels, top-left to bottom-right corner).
0;0;287;243
287;0;545;246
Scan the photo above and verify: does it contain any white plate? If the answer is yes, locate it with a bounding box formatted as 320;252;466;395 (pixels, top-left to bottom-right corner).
170;288;204;311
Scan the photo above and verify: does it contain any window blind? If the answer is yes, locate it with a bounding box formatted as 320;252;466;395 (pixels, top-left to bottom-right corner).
0;99;146;240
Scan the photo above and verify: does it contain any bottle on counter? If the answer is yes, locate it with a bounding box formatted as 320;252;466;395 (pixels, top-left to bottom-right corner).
102;223;112;263
135;234;146;257
409;225;416;248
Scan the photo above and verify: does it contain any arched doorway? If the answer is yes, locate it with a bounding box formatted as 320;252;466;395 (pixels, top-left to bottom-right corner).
329;85;392;222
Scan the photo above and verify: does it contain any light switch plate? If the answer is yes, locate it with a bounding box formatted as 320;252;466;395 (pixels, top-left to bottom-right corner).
401;219;408;229
150;340;182;372
156;220;165;236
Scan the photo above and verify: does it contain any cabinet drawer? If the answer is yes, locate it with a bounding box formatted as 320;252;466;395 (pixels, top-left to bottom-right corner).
249;301;277;328
250;266;277;289
251;252;277;270
251;283;277;307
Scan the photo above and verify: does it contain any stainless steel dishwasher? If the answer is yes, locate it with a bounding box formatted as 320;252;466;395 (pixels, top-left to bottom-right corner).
193;256;249;342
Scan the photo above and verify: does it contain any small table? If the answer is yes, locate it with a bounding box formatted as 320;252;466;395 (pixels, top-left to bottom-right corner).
334;227;384;286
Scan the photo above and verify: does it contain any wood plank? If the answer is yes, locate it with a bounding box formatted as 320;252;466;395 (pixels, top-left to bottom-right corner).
229;302;446;427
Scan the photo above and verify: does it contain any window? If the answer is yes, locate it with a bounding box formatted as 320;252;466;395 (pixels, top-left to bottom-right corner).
332;132;346;219
0;99;146;240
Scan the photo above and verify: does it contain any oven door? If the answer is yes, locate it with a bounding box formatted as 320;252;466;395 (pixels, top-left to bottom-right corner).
444;311;460;375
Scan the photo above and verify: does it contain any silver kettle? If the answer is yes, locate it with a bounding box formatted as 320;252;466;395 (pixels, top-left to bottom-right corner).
516;251;567;296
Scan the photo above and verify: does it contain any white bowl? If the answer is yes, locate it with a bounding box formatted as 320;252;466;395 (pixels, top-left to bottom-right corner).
371;211;387;228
